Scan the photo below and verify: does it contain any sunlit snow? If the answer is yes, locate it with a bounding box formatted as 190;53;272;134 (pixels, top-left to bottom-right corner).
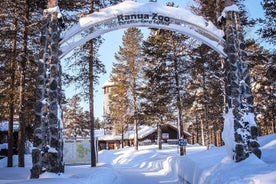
1;134;276;184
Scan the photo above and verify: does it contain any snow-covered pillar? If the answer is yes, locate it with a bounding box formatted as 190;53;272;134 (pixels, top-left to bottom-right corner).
31;0;64;178
222;3;261;162
46;6;64;174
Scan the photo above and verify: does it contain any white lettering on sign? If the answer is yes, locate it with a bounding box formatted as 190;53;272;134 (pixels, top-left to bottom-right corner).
178;139;187;146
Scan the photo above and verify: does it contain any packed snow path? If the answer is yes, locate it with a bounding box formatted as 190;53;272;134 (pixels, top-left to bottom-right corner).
0;144;204;184
99;146;190;184
1;135;276;184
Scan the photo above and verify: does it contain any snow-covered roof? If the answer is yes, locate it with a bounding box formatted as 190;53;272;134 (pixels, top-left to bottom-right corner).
99;125;157;141
102;80;115;88
95;129;105;137
166;123;192;137
60;0;226;59
98;123;192;141
99;134;121;141
127;125;157;139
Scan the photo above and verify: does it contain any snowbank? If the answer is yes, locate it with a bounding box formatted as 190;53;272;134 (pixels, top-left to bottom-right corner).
0;134;275;184
181;134;276;184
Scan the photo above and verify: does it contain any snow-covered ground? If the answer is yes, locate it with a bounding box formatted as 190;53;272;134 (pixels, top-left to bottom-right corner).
0;134;275;184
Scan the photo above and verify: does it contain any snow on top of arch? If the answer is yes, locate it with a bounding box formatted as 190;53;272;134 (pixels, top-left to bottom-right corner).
80;0;212;27
81;1;218;28
62;0;224;42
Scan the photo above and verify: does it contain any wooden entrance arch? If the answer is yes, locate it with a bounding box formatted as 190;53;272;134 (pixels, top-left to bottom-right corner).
59;1;226;59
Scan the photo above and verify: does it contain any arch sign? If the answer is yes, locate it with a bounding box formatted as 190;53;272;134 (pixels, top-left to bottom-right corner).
59;0;226;59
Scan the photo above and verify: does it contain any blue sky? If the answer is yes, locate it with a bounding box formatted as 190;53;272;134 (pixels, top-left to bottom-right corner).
65;0;264;120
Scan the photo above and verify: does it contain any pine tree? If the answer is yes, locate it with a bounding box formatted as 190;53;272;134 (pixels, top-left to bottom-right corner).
258;0;276;46
17;0;30;168
192;0;224;25
111;27;144;151
187;45;224;147
190;1;253;148
141;28;193;153
141;30;175;149
163;31;192;155
0;1;18;167
0;0;43;168
60;0;109;167
246;40;275;135
109;69;130;148
188;0;226;147
63;95;90;138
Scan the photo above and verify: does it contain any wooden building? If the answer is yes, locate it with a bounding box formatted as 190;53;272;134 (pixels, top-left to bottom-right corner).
98;124;191;150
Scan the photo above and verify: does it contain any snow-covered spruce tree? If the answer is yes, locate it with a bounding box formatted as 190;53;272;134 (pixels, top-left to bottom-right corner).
113;27;144;151
222;1;261;161
31;0;64;178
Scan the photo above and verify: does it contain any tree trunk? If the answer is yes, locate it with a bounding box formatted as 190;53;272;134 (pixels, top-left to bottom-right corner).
89;1;97;168
157;121;162;150
7;12;18;168
173;57;184;155
202;68;209;149
8;97;14;168
18;0;30;167
196;116;199;144
121;126;124;149
89;42;96;167
201;120;205;146
133;78;139;151
134;117;138;151
18;57;26;168
133;80;138;151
